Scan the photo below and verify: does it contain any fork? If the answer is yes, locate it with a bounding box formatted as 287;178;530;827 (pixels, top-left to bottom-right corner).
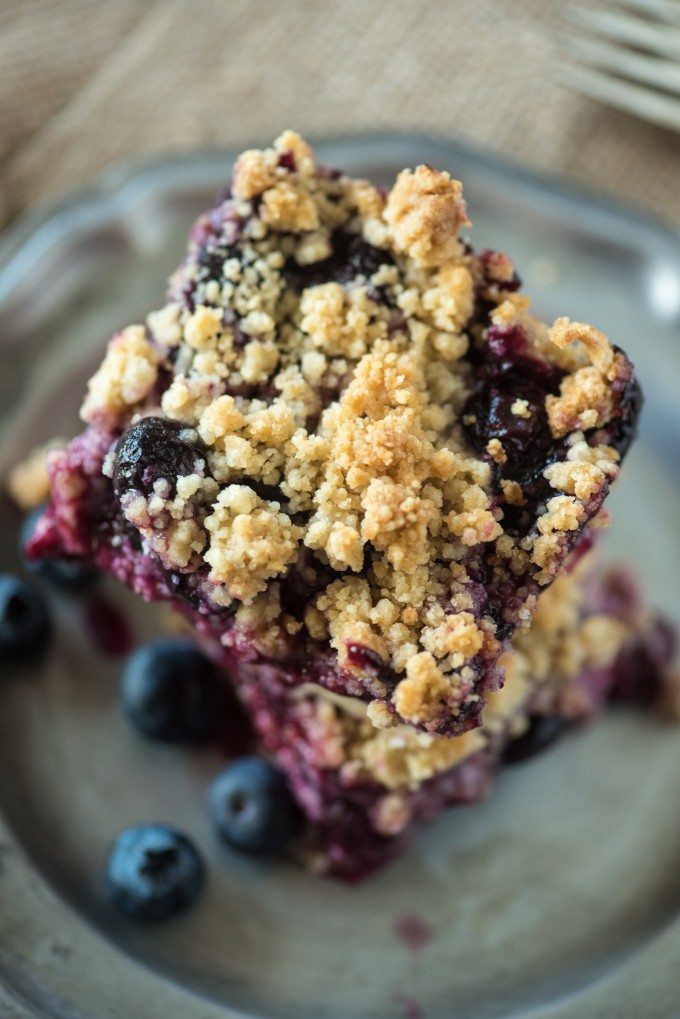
561;0;680;132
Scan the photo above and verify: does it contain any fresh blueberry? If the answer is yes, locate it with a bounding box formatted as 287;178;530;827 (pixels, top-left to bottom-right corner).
121;639;222;742
106;824;204;921
21;507;97;593
0;573;50;662
208;757;301;856
502;714;567;764
113;417;207;499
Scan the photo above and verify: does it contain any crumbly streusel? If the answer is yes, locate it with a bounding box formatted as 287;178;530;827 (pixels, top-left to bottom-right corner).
292;561;632;798
7;439;65;510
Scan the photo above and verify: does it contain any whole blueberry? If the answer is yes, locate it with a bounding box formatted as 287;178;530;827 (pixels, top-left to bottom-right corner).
113;417;206;499
503;714;567;765
0;573;50;662
106;824;204;921
21;507;97;593
208;757;301;856
121;639;222;742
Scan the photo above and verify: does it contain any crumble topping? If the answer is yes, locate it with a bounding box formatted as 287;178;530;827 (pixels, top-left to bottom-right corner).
7;439;64;509
479;249;517;289
544;441;619;501
546;319;628;438
295;559;634;799
511;398;531;418
117;468;219;571
384;165;469;266
204;486;302;602
392;652;469;727
81;326;161;427
60;131;639;733
548;318;614;374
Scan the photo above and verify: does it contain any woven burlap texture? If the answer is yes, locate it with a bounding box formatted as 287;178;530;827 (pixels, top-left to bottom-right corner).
1;0;679;227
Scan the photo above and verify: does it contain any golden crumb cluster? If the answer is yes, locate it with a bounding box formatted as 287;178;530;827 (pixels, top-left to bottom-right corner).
77;131;631;731
290;559;635;832
6;439;65;510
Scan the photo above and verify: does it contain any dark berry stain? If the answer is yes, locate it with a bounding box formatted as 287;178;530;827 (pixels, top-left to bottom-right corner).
21;507;98;592
279;554;335;620
83;595;133;657
277;150;296;171
466;381;554;482
197;245;231;285
394;914;433;955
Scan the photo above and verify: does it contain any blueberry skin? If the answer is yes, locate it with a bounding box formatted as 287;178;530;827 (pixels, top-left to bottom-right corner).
121;639;222;742
208;757;301;856
0;573;50;662
112;417;205;499
21;507;97;593
502;714;567;765
283;231;393;289
106;824;205;921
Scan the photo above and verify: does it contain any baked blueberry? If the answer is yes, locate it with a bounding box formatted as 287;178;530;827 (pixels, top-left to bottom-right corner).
0;573;50;662
465;382;553;478
21;507;97;592
502;714;567;764
121;639;222;742
106;824;204;921
112;417;206;499
345;641;399;688
284;230;393;289
208;757;301;856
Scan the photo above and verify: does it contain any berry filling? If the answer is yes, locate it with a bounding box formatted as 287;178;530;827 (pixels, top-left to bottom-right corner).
283;231;394;290
222;566;676;880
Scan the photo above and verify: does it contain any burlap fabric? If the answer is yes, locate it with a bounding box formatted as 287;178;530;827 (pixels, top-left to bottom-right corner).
1;0;679;227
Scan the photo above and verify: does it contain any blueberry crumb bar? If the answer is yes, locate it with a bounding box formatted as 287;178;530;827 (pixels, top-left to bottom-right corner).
233;560;676;879
27;131;642;737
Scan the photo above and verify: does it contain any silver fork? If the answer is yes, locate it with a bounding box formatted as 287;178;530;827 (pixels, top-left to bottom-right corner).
561;0;680;132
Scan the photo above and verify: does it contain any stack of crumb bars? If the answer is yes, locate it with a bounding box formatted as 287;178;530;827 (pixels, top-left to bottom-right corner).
25;132;677;878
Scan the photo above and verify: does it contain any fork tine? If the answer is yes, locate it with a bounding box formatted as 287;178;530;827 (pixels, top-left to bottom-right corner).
608;0;680;26
566;34;680;93
559;62;680;131
569;5;680;60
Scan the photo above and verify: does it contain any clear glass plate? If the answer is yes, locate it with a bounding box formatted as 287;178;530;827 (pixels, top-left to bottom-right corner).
0;135;678;1019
